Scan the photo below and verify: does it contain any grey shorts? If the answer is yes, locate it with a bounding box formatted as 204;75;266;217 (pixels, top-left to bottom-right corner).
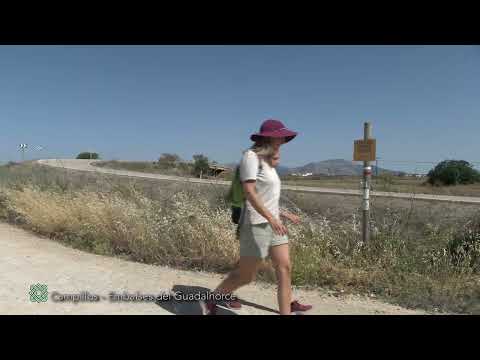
239;222;289;259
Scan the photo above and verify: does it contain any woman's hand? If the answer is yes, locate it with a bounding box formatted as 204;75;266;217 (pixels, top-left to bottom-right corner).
280;211;302;225
269;217;288;236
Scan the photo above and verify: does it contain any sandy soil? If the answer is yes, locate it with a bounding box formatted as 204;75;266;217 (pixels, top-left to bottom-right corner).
0;222;427;315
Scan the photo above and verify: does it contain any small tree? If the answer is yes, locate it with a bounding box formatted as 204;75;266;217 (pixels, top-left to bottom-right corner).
192;154;210;178
427;160;480;186
157;153;181;169
76;152;100;159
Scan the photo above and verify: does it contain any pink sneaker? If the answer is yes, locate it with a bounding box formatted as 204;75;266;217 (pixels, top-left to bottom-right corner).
201;293;241;314
291;300;312;312
201;299;217;315
223;298;242;309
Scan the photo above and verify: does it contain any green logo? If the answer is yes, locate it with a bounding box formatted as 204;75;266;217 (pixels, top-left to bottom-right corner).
29;284;48;303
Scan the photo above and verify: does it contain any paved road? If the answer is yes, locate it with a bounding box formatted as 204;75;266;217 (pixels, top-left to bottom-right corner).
37;159;480;204
0;222;425;315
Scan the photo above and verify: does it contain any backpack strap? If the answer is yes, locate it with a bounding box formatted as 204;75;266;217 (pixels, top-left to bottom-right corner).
238;152;263;224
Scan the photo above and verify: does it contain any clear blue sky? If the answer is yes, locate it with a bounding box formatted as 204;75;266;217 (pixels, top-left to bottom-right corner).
1;45;479;173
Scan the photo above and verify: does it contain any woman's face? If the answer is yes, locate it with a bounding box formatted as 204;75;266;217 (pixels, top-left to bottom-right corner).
270;137;286;150
270;151;281;168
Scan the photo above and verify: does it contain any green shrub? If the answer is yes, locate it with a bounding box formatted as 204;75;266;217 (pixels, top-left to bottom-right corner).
427;160;480;186
193;154;210;178
76;152;100;160
157;153;182;169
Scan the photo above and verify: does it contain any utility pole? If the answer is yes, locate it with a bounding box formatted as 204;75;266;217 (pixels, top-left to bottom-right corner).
362;122;372;244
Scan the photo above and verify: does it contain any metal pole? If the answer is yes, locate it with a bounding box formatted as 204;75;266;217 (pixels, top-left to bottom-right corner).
20;144;27;162
362;122;372;244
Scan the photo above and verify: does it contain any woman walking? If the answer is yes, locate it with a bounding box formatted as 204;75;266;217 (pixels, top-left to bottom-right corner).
203;119;312;315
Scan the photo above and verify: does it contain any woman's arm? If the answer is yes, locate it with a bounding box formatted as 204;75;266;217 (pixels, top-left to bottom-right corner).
280;209;301;225
243;181;288;236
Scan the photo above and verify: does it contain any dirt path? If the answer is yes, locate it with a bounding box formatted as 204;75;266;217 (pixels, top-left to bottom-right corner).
0;222;427;315
37;159;480;204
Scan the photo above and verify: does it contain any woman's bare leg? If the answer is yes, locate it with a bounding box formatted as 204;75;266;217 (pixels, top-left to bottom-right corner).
269;244;292;315
214;256;262;295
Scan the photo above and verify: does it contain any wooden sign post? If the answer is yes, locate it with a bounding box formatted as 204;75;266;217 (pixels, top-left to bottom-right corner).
353;123;375;244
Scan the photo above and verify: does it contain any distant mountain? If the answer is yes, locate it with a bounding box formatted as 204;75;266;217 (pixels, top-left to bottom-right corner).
222;159;400;176
289;159;400;176
275;165;291;175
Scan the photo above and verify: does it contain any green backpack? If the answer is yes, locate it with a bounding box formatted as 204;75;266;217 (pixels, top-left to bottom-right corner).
226;160;262;224
227;166;244;224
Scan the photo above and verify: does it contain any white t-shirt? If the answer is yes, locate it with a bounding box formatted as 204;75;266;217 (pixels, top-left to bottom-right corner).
239;149;281;225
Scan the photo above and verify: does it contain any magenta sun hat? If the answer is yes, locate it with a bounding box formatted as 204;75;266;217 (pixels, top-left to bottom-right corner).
250;119;298;143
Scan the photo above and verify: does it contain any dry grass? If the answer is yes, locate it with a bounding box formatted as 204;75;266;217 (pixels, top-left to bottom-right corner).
0;184;239;271
1;162;480;314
